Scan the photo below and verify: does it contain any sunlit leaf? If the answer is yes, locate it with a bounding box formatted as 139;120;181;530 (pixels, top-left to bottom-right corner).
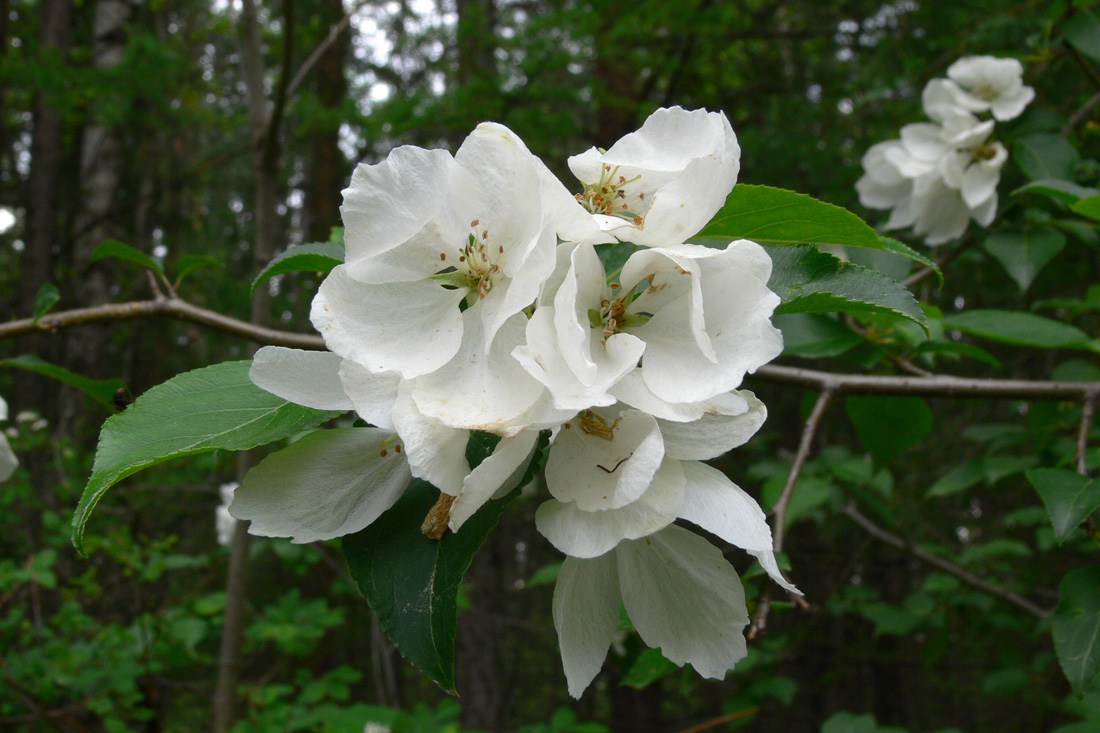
250;241;346;295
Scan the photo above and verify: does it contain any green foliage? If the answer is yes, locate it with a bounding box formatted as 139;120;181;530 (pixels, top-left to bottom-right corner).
845;396;934;467
91;239;165;277
982;228;1067;291
72;361;342;554
1053;567;1100;692
32;284;60;320
0;354;127;407
250;241;347;295
1027;468;1100;543
941;310;1099;351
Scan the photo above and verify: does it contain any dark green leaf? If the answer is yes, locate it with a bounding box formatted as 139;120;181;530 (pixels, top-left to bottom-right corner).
342;431;549;692
983;228;1066;291
927;460;985;498
72;361;341;554
250;241;346;295
767;245;927;330
90;239;165;276
622;648;680;689
32;284;60;320
911;341;1001;369
174;254;222;283
774;313;862;358
1053;566;1100;692
1026;468;1100;543
880;237;943;286
942;310;1098;351
595;241;636;278
0;354;126;407
697;185;883;249
845;395;933;466
1014;134;1080;181
1064;11;1100;64
1012;179;1099;204
1072;195;1100;223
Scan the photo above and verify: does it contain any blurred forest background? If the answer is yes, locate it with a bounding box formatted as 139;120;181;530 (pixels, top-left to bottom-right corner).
2;0;1100;731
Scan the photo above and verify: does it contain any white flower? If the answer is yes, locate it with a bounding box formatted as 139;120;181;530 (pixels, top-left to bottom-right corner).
315;123;603;381
568;107;740;246
928;56;1035;122
516;240;782;410
0;396;16;482
552;525;749;697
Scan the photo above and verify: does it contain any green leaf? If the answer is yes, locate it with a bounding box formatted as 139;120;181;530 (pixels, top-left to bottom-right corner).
845;395;933;466
1014;134;1080;181
250;241;346;295
1026;468;1100;543
942;310;1098;351
927;460;984;498
32;284;60;320
1053;566;1100;692
1064;11;1100;64
0;354;126;407
622;648;680;689
910;340;1001;369
696;185;883;249
342;431;549;692
90;239;165;276
72;361;340;554
1072;195;1100;223
774;313;862;358
880;237;943;286
174;254;222;284
983;228;1066;291
767;245;927;330
1012;179;1099;204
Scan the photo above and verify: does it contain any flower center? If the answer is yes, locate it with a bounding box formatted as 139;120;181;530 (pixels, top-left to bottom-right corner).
972;144;998;162
435;219;504;301
586;279;653;340
575;163;645;225
577;410;622;441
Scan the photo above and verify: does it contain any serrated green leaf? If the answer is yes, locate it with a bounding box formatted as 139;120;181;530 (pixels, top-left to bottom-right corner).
1014;134;1080;182
250;241;346;295
1064;11;1100;64
697;185;883;249
942;310;1097;351
1027;468;1100;543
0;354;125;407
32;284;60;320
1072;196;1100;223
880;237;943;286
1012;179;1099;204
90;239;165;276
845;395;933;466
72;361;340;554
1053;566;1100;692
341;431;549;692
622;648;680;689
983;228;1066;291
766;245;927;330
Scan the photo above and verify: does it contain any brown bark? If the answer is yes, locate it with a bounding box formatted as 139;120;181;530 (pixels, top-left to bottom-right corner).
305;0;349;243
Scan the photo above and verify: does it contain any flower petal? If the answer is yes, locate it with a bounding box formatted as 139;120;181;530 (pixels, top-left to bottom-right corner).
553;553;622;698
337;359;400;430
392;381;469;495
230;428;411;543
617;525;749;678
657;390;764;460
249;346;352;411
0;434;16;482
449;430;539;531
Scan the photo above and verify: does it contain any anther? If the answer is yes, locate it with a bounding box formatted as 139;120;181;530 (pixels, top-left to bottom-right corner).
440;253;446;261
471;219;479;227
395;445;402;453
459;255;466;262
380;449;388;457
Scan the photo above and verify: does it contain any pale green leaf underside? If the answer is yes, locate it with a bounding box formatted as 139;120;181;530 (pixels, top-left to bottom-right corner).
72;360;341;554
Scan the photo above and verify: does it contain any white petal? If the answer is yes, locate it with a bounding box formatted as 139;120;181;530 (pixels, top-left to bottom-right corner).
311;266;466;379
546;408;664;510
0;434;16;482
617;525;748;678
230;428;411;543
337;360;400;430
412;310;547;435
657;390;764;460
249;346;352;411
449;431;539;531
553;554;622;698
392;381;469;494
990;85;1035;121
677;461;800;594
0;396;7;421
611;371;742;422
536;458;684;558
900;123;950;162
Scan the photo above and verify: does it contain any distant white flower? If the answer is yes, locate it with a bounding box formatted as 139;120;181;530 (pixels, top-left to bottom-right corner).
927;56;1035;122
553;525;749;697
0;396;16;482
569;107;740;246
216;482;239;546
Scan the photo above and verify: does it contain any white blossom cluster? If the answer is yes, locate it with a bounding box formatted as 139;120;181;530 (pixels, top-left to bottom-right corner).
857;56;1034;245
232;107;797;696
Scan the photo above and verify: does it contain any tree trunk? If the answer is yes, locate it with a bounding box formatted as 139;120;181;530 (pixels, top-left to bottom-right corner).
305;0;349;244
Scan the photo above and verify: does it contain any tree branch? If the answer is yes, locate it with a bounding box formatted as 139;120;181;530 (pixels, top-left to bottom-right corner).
841;502;1053;618
1077;393;1097;476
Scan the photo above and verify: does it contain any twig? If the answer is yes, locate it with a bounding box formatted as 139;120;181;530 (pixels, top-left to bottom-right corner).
841;502;1053;618
1062;91;1100;137
1076;393;1097;476
751;388;833;638
673;706;759;733
283;0;374;103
